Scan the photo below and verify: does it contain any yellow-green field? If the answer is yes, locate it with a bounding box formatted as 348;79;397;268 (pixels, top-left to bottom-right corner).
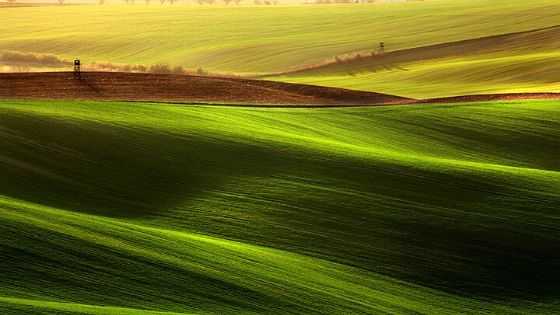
274;25;560;98
2;0;560;96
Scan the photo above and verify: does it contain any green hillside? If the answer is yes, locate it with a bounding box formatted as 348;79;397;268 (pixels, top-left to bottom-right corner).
1;100;559;314
272;25;560;98
3;0;560;97
2;0;560;75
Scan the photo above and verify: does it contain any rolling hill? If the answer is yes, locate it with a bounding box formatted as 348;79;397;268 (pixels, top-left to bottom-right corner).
2;1;560;312
0;72;411;105
3;0;560;98
2;0;560;75
272;24;560;98
1;99;559;314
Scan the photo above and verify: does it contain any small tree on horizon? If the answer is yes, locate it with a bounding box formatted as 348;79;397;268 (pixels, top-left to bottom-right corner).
172;66;185;74
378;42;385;55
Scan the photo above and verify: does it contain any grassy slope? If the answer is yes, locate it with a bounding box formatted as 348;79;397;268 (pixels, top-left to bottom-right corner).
2;0;560;75
1;100;559;314
273;25;560;98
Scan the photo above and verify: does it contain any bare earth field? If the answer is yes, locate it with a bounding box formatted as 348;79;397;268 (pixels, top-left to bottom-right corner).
2;72;560;106
0;72;413;106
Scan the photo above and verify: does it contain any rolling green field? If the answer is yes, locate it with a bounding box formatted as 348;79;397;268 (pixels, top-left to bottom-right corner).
3;0;560;313
275;25;560;98
2;0;560;97
1;99;559;314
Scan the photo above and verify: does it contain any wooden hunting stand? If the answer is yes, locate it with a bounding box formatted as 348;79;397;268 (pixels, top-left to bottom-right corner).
74;59;81;79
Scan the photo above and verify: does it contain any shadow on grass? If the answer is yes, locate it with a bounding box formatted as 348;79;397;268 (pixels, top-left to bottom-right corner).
1;111;560;302
0;112;289;217
277;159;560;300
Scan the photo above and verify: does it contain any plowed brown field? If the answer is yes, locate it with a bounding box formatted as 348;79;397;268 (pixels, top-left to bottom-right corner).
0;72;412;106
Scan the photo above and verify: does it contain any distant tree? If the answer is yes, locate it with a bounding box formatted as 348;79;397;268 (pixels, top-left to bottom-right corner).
6;0;16;4
378;42;385;55
149;64;171;74
98;0;105;4
58;0;64;4
196;67;207;76
233;0;241;4
145;0;150;4
132;64;147;72
13;65;30;72
172;66;185;74
223;0;232;4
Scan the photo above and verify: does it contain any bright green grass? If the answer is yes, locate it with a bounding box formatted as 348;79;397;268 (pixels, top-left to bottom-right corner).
1;99;559;314
2;0;560;74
